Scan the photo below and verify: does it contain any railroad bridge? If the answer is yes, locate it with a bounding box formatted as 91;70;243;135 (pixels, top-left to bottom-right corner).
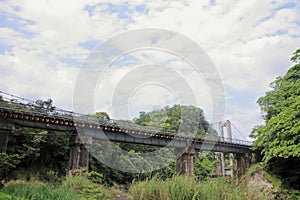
0;91;252;177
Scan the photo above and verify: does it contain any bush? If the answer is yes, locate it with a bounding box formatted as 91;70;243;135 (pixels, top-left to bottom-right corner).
0;153;22;179
87;171;104;184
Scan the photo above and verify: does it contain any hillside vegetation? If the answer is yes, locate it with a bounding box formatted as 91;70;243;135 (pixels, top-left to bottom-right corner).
252;49;300;189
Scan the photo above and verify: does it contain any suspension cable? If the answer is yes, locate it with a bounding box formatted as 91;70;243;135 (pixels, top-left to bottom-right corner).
231;122;247;140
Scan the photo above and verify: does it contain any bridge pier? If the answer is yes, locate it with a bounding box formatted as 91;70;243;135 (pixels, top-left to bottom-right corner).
175;147;195;176
0;129;10;153
68;134;92;176
79;145;89;169
233;153;251;177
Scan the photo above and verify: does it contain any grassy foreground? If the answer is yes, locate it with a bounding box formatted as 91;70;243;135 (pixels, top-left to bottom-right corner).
0;176;269;200
1;165;299;200
0;176;271;200
0;176;115;200
129;176;271;200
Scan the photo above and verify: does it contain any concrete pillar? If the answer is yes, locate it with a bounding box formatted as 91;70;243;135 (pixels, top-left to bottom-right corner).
215;161;222;176
225;120;234;177
68;134;92;176
244;153;251;170
218;122;226;176
68;135;81;175
175;147;195;176
225;120;232;141
229;153;234;177
79;146;89;169
220;153;226;177
0;129;10;153
79;136;92;170
233;153;251;178
233;154;241;178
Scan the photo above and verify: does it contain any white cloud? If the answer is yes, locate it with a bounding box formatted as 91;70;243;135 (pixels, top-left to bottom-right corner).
0;0;299;138
226;102;264;139
0;46;79;109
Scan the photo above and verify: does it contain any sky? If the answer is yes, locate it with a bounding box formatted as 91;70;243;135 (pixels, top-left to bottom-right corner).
0;0;299;140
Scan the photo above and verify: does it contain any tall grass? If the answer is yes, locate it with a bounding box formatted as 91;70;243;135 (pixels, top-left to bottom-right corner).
0;176;127;200
1;180;79;200
2;165;295;200
62;176;111;200
0;192;14;199
196;178;271;200
0;176;111;200
130;176;199;200
129;176;272;200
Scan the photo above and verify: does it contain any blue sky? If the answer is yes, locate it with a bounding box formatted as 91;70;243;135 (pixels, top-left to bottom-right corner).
0;0;299;139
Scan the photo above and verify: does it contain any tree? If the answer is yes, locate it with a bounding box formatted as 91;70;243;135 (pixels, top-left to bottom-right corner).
1;98;69;181
134;104;214;137
132;104;216;179
0;153;22;182
291;49;300;63
255;97;300;162
35;99;55;111
253;49;300;189
92;112;110;120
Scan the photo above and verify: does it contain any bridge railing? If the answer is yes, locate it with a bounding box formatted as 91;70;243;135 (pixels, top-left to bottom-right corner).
219;137;253;146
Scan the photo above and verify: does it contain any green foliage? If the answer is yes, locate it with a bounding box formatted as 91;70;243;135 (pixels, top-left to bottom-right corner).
92;111;110;120
6;130;69;179
89;104;217;185
0;153;22;178
194;152;216;181
253;49;300;189
134;104;214;137
254;61;300;160
0;98;69;182
131;105;217;180
45;170;60;182
87;171;104;184
89;141;175;185
255;97;300;162
0;191;13;199
291;49;300;63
